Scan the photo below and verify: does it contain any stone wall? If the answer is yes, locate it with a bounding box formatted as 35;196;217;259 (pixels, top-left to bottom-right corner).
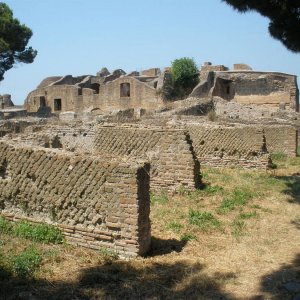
94;76;163;112
262;125;298;157
94;124;201;192
0;141;151;257
214;71;299;112
186;124;271;168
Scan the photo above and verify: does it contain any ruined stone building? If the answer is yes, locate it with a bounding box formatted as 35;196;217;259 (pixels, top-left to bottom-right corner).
24;68;164;114
24;63;299;115
191;62;299;112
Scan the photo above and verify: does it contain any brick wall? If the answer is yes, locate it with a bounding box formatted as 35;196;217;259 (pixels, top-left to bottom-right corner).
94;124;201;192
262;125;298;157
186;124;271;168
0;141;151;257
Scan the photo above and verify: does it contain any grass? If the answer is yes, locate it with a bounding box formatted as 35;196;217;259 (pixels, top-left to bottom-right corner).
0;218;64;244
218;188;254;214
188;209;223;231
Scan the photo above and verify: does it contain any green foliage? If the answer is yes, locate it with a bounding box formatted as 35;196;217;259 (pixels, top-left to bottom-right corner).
98;247;119;263
13;221;64;244
218;188;254;214
180;233;197;242
223;0;300;52
231;218;246;239
10;247;41;277
167;221;183;233
271;152;287;161
150;191;169;205
0;216;12;234
188;209;222;231
171;57;199;97
0;2;37;81
297;147;300;156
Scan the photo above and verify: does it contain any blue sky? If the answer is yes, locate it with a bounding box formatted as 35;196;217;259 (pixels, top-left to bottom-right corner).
1;0;299;105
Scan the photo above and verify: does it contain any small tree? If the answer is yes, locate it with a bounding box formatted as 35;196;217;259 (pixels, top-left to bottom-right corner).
171;57;199;98
0;2;37;81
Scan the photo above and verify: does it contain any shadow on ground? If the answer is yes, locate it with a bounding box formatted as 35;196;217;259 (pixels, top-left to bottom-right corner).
260;253;300;300
0;259;236;299
276;173;300;204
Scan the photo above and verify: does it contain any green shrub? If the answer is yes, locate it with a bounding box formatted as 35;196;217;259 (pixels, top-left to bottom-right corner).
188;209;222;231
14;221;64;244
11;247;41;277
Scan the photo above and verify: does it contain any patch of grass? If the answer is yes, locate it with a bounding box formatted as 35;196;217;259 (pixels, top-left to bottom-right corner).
13;221;64;244
167;221;183;233
271;152;288;161
188;209;222;231
150;191;168;205
0;216;12;234
180;232;197;242
200;185;224;195
231;219;246;239
10;247;42;277
238;212;258;220
218;188;254;214
296;146;300;156
98;247;119;263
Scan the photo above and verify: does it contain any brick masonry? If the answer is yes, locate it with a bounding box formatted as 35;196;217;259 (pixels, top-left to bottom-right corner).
186;123;271;168
0;141;151;257
94;124;201;192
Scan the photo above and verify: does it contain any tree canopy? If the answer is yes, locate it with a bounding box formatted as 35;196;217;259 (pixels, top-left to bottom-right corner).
222;0;300;53
171;57;199;97
0;2;37;81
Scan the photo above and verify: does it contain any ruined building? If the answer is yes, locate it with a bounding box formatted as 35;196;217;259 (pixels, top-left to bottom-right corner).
24;63;299;115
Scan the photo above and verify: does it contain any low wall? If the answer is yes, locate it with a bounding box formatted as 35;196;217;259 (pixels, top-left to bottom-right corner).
94;124;201;192
186;124;271;168
262;125;298;157
0;141;151;257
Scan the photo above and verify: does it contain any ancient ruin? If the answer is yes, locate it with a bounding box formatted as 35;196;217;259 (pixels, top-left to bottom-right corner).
0;61;299;256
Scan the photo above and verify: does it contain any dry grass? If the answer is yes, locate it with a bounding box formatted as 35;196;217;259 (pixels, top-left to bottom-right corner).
0;155;300;299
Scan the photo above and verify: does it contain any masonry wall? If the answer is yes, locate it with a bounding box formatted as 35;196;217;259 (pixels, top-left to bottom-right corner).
186;124;271;168
214;71;299;112
25;85;80;113
94;125;201;192
262;125;298;157
0;141;151;257
94;77;163;112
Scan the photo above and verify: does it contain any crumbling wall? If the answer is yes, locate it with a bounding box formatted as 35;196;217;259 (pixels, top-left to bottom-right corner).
262;125;298;157
94;76;163;112
214;71;299;112
186;124;271;168
0;141;151;257
94;125;201;192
